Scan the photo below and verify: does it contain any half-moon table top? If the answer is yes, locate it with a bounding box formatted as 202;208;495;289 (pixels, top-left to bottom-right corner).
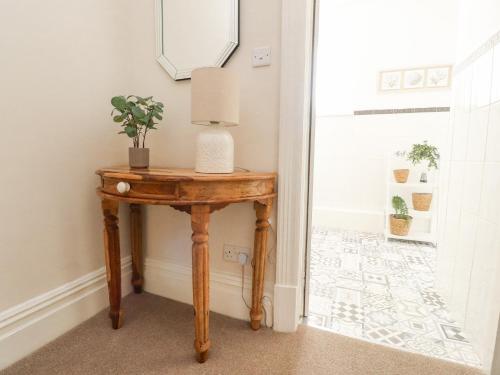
96;166;277;206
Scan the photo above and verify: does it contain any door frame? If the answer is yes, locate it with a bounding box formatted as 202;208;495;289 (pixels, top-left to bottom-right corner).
303;0;321;318
273;0;316;332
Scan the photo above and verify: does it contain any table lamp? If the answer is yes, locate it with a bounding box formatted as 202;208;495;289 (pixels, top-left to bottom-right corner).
191;67;240;173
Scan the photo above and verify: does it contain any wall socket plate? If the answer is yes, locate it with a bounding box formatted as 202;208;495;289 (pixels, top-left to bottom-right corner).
252;46;271;67
223;244;250;264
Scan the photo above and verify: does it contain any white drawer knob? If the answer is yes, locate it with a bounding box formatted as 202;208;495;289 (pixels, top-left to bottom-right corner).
116;182;131;194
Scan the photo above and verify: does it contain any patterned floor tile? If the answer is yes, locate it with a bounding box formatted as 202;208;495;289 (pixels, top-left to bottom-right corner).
307;227;482;369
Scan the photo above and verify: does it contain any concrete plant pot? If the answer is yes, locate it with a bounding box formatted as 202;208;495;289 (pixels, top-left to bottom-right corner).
129;147;149;169
389;215;412;236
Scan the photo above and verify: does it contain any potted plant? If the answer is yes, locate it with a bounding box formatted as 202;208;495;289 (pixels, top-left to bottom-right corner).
393;150;409;183
111;95;164;168
407;141;439;211
390;195;412;236
407;141;439;183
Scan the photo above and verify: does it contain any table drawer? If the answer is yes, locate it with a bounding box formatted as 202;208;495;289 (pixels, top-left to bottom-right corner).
102;178;178;199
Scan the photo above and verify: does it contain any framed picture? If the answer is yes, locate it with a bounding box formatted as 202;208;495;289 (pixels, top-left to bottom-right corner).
426;66;451;88
403;69;425;89
379;65;452;92
379;71;402;91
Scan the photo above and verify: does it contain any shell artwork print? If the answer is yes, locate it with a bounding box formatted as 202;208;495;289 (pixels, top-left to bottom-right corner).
403;69;425;89
380;71;402;91
426;67;451;88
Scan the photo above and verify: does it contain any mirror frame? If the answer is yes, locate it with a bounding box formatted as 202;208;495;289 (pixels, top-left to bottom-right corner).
154;0;240;81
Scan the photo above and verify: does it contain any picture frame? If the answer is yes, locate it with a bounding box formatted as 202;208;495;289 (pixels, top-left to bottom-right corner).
426;66;452;88
379;70;402;91
379;65;452;92
403;69;425;89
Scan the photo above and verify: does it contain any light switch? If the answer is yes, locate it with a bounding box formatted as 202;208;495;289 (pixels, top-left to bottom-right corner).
252;47;271;67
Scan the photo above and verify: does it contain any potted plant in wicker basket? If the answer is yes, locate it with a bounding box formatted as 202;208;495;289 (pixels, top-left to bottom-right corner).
393;150;409;183
407;141;439;211
390;195;412;236
111;95;164;169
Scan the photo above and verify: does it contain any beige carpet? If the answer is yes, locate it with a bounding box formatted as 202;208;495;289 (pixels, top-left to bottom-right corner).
2;293;484;375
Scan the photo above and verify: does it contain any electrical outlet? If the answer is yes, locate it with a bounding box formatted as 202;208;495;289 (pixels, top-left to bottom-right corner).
252;46;271;67
223;244;250;263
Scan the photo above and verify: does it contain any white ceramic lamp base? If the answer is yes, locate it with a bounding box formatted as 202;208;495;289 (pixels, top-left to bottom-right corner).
195;126;234;173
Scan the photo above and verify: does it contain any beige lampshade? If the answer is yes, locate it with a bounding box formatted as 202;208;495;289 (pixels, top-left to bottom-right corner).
191;67;240;126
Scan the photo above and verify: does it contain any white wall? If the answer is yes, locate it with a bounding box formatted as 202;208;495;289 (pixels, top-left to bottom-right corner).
315;0;457;116
312;0;456;233
436;0;500;370
312;113;448;233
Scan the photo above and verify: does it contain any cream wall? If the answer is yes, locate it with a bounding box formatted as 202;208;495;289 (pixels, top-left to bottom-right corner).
120;0;281;292
0;0;281;314
0;0;281;367
436;0;500;370
0;0;133;311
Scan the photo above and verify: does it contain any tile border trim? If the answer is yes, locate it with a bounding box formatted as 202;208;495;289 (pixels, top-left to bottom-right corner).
354;107;450;116
455;29;500;74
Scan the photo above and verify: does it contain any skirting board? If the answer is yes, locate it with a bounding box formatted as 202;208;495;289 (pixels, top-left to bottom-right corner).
143;258;274;325
312;207;385;233
273;284;300;332
0;257;132;370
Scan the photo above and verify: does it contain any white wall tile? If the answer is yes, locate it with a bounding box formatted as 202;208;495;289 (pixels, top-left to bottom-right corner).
461;162;483;213
467;107;490;161
450;212;478;325
464;219;499;361
440;3;500;371
485;102;500;162
451;109;471;161
492;43;500;104
479;162;500;224
312;112;449;233
471;50;493;108
457;65;474;112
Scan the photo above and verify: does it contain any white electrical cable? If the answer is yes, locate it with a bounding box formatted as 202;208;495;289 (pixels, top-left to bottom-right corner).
241;265;252;310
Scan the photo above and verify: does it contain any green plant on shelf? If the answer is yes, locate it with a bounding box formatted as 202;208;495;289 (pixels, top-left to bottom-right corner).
407;141;440;170
392;195;411;221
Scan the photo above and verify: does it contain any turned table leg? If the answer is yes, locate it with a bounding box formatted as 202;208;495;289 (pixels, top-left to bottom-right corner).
250;200;273;330
101;199;123;329
130;204;144;293
191;205;211;363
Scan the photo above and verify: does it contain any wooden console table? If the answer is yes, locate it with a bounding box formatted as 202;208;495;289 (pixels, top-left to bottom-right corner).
96;167;276;363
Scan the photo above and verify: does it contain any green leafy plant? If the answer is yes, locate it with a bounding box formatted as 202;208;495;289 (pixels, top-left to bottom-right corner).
111;95;164;148
392;195;411;220
407;141;440;170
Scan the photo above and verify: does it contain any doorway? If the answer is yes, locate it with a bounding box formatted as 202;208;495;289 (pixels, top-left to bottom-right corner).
304;0;484;369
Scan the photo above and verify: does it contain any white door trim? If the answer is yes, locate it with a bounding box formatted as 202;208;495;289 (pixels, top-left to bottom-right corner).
273;0;316;332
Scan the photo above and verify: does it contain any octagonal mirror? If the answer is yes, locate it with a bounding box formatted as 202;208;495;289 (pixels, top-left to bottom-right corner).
155;0;239;81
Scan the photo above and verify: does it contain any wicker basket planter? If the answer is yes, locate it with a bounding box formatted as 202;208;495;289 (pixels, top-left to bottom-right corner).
393;169;409;183
389;215;412;236
412;193;432;211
